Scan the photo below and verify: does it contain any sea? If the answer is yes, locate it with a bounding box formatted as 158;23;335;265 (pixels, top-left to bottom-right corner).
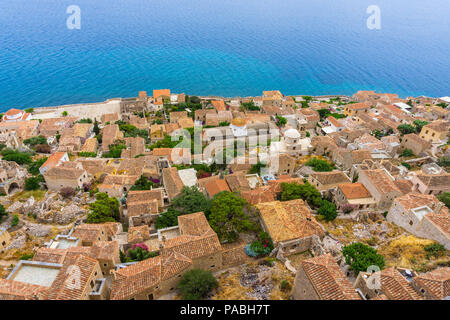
0;0;449;110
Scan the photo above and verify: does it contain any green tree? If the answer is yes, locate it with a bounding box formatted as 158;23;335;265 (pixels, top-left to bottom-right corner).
171;186;211;215
342;242;385;275
280;182;322;208
102;142;126;158
11;214;19;227
436;192;450;209
275;115;287;127
62;111;68;117
87;192;120;223
249;162;266;174
155;207;182;229
305;157;334;172
397;124;416;135
23;136;47;147
178;269;218;300
27;157;48;176
25;176;43;191
208;192;255;242
318;200;337;221
93;119;100;135
401;148;415;157
413;120;429;133
2;149;32;165
0;204;7;220
130;175;157;191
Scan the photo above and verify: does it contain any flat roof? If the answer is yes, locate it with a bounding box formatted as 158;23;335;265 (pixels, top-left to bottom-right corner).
7;261;61;287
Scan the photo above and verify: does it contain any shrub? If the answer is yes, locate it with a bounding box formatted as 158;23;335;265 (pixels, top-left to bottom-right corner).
60;187;75;199
280;280;292;292
79;152;97;158
2;149;32;165
424;243;445;259
87;192;120;223
305;157;334;172
25;176;42;191
0;204;7;219
178;269;218;300
436;192;450;209
11;214;19;227
341;203;357;214
401;149;414;157
19;253;34;260
247;232;274;257
23;136;47;147
342;242;385;275
318;200;337;221
401;162;411;170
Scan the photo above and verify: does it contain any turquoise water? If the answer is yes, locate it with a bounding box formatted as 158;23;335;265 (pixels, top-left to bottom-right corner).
0;0;449;110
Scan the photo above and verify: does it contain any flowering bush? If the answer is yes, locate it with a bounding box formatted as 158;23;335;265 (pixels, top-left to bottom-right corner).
246;232;274;257
132;243;149;251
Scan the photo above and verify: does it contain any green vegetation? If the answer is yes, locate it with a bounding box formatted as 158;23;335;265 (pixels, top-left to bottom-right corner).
171;186;211;215
87;192;120;223
241;101;260;111
120;244;158;263
23;136;47;147
397;124;416;135
19;253;34;260
129;175;158;191
305;157;334;172
1;149;32;165
401;162;411;170
208;191;255;243
318;200;338;221
24;108;34;113
178;269;218;300
401;148;415;157
248;232;274;257
317;108;346;120
249;161;267;174
437;192;450;209
155;207;182;229
24;175;44;191
79;152;97;158
75;118;93;124
11;214;19;227
27;157;48;176
62;111;68;117
342;242;385;275
424;243;446;259
275;115;287;127
413;120;429;133
93;119;100;136
436;102;448;108
118;124;149;142
0;204;7;220
437;156;450;170
280;182;322;208
102;142;126;158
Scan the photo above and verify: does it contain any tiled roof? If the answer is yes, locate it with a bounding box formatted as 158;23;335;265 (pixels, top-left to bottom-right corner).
153;89;171;98
178;212;215;237
224;172;251;192
40;152;67;170
267;176;304;194
423;120;449;132
417;173;450;189
33;248;67;264
44;166;85;179
202;177;230;198
301;254;361;300
241;186;276;205
46;254;99;300
211;100;226;111
413;267;450;300
338;183;371;199
361;169;400;194
0;279;48;300
162;167;184;200
255;199;324;243
81;138;98;153
311;170;351;186
378;267;421;300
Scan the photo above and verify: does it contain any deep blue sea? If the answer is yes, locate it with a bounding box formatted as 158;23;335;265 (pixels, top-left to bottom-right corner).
0;0;449;110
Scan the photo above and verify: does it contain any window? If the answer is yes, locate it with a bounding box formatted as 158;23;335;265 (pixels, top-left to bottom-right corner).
409;220;413;226
211;265;215;268
104;263;107;267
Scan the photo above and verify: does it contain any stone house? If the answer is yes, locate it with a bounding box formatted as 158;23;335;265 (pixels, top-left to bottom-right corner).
126;189;164;229
169;111;188;123
101;124;124;152
72;223;122;247
357;169;402;210
120;137;145;158
409;172;450;195
291;254;361;300
255;199;325;256
150;124;166;141
386;193;450;249
419;120;449;143
101;113;120;124
400;133;431;156
354;267;421;300
97;174;139;198
162;167;184;201
198;175;230;199
110;212;245;300
0;227;11;253
308;170;351;192
269;153;296;175
334;183;376;210
38;117;77;137
343;102;370;116
410;267;450;300
43;162;89;191
39;151;69;175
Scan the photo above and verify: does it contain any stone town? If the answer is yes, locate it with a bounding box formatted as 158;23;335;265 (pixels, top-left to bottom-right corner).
0;89;448;300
